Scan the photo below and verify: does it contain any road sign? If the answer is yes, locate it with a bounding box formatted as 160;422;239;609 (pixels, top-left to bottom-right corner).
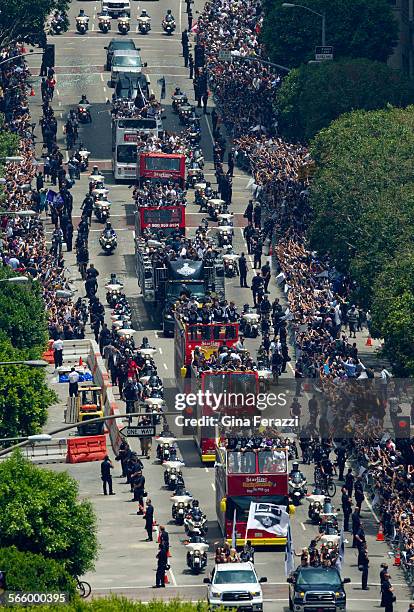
315;46;333;60
120;425;156;437
219;50;232;62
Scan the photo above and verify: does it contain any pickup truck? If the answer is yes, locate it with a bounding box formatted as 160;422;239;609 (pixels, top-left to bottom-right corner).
288;566;350;612
101;0;130;17
204;562;267;611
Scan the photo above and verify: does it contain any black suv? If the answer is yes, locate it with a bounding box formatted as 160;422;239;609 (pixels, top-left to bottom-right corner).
104;39;138;71
288;566;350;612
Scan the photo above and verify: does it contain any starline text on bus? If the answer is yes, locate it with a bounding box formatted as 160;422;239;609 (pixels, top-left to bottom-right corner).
174;391;288;412
174;415;299;428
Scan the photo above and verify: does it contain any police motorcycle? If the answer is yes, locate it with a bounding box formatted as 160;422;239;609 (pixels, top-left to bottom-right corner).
184;500;208;537
186;535;209;574
77;145;90;171
195;180;209;210
162;10;176;35
89;166;105;183
118;13;131;34
222;245;239;278
137;9;151;34
186;163;204;189
76;11;89;34
178;103;194;125
94;193;111;223
105;275;124;307
98;10;111;33
156;436;177;463
318;497;339;529
99;223;118;255
164;460;184;490
319;517;341;546
206;195;223;221
306;488;327;524
172;87;188;112
195;218;209;241
51;12;64;34
288;462;307;506
187;117;201;145
171;487;193;525
240;304;260;338
217;212;234;247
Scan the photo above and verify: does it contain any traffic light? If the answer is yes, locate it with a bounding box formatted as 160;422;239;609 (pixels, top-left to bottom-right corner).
43;44;55;68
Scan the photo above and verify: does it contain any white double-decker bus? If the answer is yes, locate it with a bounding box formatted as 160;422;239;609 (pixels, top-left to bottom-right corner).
111;117;160;180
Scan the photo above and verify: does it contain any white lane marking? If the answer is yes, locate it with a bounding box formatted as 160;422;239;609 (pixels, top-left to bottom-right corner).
103;86;107;93
56;88;60;96
92;23;95;31
58;100;62;107
163;363;168;370
168;568;177;587
100;73;104;82
211;483;216;491
300;522;306;531
59;112;63;118
158;347;163;355
204;114;214;145
65;150;69;163
204;467;209;473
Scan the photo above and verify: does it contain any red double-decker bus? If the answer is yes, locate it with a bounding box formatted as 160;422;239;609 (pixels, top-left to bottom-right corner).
215;446;291;546
135;205;186;236
174;318;257;462
137;152;186;187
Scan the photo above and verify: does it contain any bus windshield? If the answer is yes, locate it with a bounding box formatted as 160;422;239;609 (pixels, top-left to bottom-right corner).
258;450;287;474
117;144;137;163
228;451;256;474
114;56;143;67
144;157;181;172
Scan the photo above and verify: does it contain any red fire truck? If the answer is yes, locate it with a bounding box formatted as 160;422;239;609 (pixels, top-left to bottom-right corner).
215;446;291;546
174;319;259;462
137;152;186;187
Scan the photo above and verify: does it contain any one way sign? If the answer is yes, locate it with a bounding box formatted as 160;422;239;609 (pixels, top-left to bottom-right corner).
120;426;156;437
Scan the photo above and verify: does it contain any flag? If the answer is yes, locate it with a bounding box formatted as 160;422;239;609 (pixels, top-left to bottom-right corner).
336;526;345;570
157;77;166;100
231;508;237;549
284;523;295;577
246;502;289;538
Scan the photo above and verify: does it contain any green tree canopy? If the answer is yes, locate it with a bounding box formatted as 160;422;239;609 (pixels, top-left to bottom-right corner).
0;267;48;351
0;337;55;438
276;59;414;142
0;0;69;48
309;106;414;306
371;251;414;376
0;452;98;576
0;115;19;160
261;0;398;68
0;547;76;597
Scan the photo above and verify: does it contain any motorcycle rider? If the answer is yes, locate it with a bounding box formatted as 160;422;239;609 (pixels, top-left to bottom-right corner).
76;9;89;27
138;8;151;29
78;95;92;122
103;221;116;238
164;9;175;22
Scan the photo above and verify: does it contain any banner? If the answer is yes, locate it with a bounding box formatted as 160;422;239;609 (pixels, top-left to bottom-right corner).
246;502;289;537
284;523;295;577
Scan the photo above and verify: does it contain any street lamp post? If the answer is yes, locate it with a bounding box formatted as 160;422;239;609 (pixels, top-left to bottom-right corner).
0;360;49;368
0;276;30;285
282;3;326;46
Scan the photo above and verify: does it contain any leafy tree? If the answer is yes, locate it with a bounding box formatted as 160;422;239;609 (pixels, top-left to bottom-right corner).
0;452;98;577
0;0;69;48
309;106;414;307
0;267;48;351
0;547;76;597
0;337;55;438
261;0;398;69
276;59;414;142
0;115;19;159
371;251;414;376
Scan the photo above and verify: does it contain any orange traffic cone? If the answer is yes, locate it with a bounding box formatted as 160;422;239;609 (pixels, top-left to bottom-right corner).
157;531;161;544
21;46;27;54
365;336;373;347
376;523;385;542
29;88;35;97
393;548;401;566
164;574;169;585
167;549;172;558
79;356;83;366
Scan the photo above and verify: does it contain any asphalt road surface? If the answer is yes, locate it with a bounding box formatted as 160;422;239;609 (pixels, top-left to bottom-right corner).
26;2;413;610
